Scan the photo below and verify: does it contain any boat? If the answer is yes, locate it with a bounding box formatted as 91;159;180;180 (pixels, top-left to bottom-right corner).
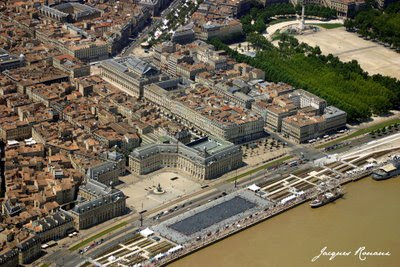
372;159;400;180
310;190;343;208
310;179;343;208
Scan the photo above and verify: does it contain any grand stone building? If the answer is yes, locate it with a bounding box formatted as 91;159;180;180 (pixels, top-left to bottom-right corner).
25;211;74;243
99;57;168;98
38;3;102;22
290;0;365;17
67;179;126;230
281;106;347;143
144;80;265;143
87;161;121;186
138;0;172;16
129;137;243;179
0;49;24;72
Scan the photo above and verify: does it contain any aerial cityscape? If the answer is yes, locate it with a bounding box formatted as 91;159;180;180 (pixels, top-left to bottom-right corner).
0;0;399;266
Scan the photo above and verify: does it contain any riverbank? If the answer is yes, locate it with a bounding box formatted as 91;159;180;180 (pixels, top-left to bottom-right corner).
170;177;400;267
154;170;371;266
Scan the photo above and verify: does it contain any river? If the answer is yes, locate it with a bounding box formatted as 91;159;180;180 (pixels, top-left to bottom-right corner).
170;177;400;267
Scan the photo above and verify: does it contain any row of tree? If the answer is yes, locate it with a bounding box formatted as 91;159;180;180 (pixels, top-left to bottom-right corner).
344;2;400;49
241;4;337;34
210;33;400;122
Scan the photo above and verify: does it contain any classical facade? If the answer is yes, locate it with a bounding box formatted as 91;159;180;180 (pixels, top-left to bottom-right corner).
172;101;264;143
87;161;120;186
144;80;264;143
0;230;41;266
99;57;168;98
196;19;243;41
0;122;31;141
25;211;74;243
52;55;90;79
67;179;126;230
281;106;347;143
290;0;365;17
18;235;41;265
38;3;102;22
0;49;24;72
129;137;243;179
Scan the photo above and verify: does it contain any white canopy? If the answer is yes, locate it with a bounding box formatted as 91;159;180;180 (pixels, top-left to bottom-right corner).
168;245;183;253
280;194;296;204
7;140;19;146
154;253;165;260
248;184;261;192
140;228;154;237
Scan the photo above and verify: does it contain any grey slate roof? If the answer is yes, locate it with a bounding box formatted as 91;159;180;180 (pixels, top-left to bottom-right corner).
130;137;240;166
71;179;125;214
87;161;117;180
31;211;73;233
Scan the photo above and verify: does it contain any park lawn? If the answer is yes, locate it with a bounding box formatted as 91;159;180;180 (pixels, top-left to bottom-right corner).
316;118;400;149
311;23;343;29
69;221;128;251
227;155;293;183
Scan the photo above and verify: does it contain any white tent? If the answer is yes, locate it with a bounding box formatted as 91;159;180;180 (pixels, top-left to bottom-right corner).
7;140;19;147
280;194;296;204
168;245;183;254
247;184;260;192
140;228;154;237
154;253;165;260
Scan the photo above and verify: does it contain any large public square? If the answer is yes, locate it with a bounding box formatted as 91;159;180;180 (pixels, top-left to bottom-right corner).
295;27;400;79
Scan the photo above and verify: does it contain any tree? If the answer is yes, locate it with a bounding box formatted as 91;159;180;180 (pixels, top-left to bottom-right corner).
210;23;400;122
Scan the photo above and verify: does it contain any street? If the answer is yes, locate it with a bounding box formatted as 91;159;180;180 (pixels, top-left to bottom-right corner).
121;0;184;57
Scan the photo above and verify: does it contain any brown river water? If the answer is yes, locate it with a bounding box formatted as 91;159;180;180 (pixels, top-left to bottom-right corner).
170;177;400;267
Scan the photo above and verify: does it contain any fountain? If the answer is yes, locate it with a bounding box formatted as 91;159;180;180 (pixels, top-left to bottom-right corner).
153;183;166;195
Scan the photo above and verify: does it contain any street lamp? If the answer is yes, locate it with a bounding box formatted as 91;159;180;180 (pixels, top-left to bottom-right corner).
139;202;144;227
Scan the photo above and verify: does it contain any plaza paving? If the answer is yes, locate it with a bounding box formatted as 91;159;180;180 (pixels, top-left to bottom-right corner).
118;171;202;212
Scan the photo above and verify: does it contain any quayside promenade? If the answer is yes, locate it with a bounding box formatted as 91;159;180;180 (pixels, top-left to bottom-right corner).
147;170;373;267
